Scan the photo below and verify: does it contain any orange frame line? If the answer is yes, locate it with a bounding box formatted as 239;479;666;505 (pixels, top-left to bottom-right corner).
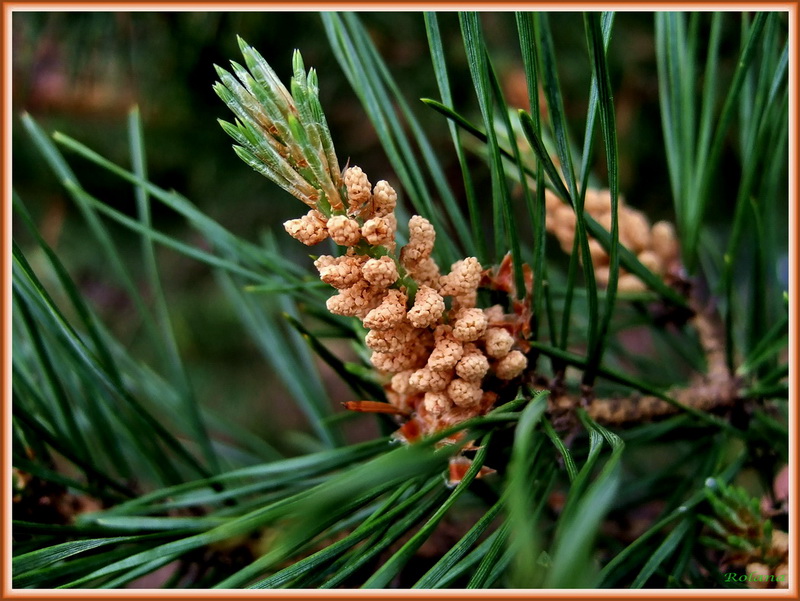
2;2;797;600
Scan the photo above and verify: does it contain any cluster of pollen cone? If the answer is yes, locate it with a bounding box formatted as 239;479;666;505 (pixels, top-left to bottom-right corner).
284;166;529;438
545;188;681;291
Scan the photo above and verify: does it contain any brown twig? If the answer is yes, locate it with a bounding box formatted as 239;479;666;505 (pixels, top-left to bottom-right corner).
549;280;742;426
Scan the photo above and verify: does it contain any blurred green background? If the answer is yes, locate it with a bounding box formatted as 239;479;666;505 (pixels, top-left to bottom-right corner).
12;12;784;451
